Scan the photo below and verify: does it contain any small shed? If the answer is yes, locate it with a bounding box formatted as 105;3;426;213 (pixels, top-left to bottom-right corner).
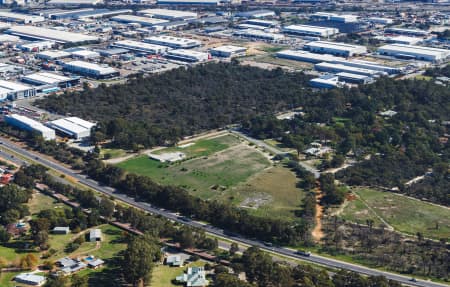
52;226;70;234
89;229;102;242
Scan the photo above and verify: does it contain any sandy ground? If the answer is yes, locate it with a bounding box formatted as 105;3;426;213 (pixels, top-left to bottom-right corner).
311;186;325;242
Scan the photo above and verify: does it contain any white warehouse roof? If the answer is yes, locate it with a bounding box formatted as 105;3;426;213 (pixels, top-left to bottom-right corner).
22;72;72;85
378;44;450;62
0;12;45;23
7;25;98;44
283;24;339;37
5;114;55;140
211;45;246;53
37;50;71;59
138;9;197;20
47;117;95;140
0;34;20;43
113;40;169;54
64;61;117;76
166;49;209;62
111;15;168;26
304;41;367;56
144;35;201;48
276;49;345;63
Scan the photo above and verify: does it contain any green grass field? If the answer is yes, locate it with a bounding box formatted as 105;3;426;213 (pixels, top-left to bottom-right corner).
151;261;206;287
118;142;270;200
231;165;306;221
341;188;450;240
154;134;241;158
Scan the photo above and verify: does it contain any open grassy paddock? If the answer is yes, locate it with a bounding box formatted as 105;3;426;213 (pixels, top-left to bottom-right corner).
231;165;306;221
117;135;271;200
340;188;450;240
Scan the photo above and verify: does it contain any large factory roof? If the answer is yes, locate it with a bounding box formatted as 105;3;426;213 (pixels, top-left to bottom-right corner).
64;61;117;75
23;72;72;85
7;25;99;43
156;0;220;4
111;15;168;26
378;44;450;58
305;40;364;50
0;12;45;23
144;35;201;48
138;8;197;20
113;40;169;53
47;0;104;5
276;49;344;62
283;24;338;36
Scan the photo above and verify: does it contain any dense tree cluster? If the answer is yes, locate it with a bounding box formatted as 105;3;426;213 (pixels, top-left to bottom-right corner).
243;78;449;205
0;184;32;225
424;64;450;78
36;62;312;149
323;217;449;279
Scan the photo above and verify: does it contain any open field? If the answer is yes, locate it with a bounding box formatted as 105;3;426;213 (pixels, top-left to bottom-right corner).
28;192;65;215
231;165;306;221
151;261;206;287
340;188;450;240
248;55;314;70
118;142;271;200
154;134;241;158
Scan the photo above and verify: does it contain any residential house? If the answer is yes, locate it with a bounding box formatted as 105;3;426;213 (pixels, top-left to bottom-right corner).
176;266;209;287
14;273;46;286
89;229;102;242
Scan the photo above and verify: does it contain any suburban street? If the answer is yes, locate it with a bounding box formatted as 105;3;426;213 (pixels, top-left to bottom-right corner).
0;136;448;287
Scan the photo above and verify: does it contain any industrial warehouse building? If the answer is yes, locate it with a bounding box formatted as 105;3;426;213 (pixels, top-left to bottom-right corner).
47;117;96;140
113;40;169;54
18;41;55;52
6;26;99;44
165;49;209;62
111;15;168;26
0;80;36;100
210;45;246;57
330;59;402;75
315;62;384;77
367;17;393;25
36;50;71;60
5;114;55;140
156;0;221;5
276;50;344;63
233;29;284;41
304;41;367;57
282;25;339;37
235;10;276;19
0;12;44;23
63;61;119;79
144;35;201;49
386;36;422;45
138;9;198;21
22;72;80;88
384;27;430;37
377;44;450;62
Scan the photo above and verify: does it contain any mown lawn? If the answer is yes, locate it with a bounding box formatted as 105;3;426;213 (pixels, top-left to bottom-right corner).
151;261;206;287
341;188;450;240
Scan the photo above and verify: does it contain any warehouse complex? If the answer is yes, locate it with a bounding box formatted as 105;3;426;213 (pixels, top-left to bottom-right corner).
0;80;36;100
378;44;450;62
111;15;168;26
233;29;284;41
5;114;55;140
276;49;344;63
138;9;198;20
113;40;169;54
22;72;80;88
144;35;201;49
7;26;99;44
63;61;119;79
282;25;339;37
166;49;209;62
210;45;246;57
304;41;367;57
47;117;96;140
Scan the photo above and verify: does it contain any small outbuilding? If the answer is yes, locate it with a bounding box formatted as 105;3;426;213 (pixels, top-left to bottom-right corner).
52;226;70;234
15;273;46;286
89;229;102;242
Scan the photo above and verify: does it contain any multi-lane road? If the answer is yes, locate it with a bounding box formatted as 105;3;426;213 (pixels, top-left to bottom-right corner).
0;136;448;287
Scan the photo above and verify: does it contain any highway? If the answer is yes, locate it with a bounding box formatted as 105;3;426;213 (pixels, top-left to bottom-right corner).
0;137;448;287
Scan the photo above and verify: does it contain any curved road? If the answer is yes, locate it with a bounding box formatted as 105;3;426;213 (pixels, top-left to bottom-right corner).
0;137;447;287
